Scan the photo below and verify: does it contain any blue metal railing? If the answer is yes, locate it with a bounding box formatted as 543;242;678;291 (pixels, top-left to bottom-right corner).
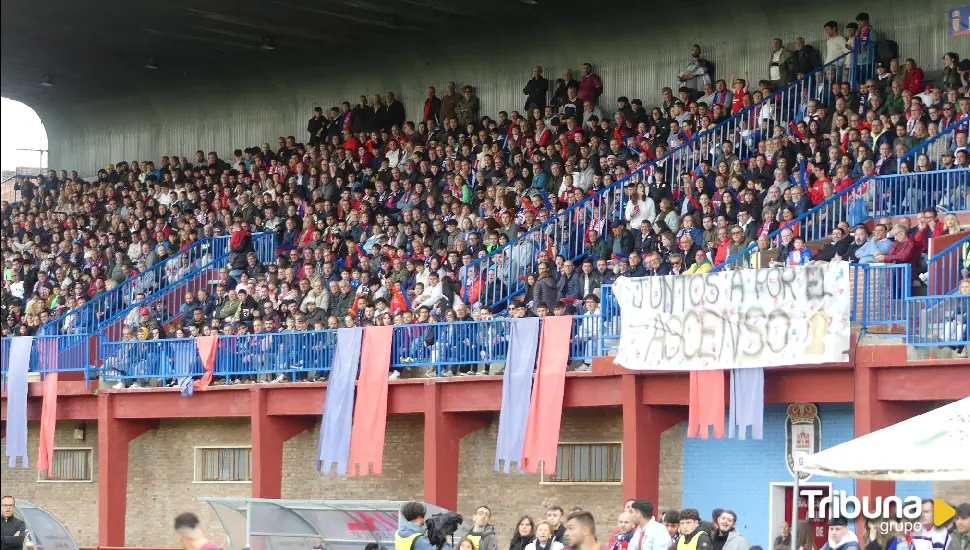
569;314;602;361
100;337;201;386
38;237;221;337
906;295;969;348
391;319;511;375
926;234;970;296
218;330;336;381
849;263;912;331
95;232;276;342
37;231;276;338
713;116;970;272
0;334;92;390
600;284;620;354
463;49;860;310
870;169;970;219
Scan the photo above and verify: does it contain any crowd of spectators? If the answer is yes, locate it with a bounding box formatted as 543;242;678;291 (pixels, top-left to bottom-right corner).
3;14;969;371
392;497;970;550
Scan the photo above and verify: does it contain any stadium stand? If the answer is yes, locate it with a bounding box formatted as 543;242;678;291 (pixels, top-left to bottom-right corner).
2;12;969;386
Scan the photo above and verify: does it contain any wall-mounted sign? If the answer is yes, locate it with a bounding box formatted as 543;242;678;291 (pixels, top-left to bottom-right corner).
786;402;822;480
951;6;970;36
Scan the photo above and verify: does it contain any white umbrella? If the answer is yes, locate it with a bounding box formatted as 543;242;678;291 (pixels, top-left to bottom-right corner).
796;397;970;481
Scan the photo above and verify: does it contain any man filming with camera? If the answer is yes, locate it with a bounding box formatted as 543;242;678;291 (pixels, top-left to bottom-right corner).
396;502;454;550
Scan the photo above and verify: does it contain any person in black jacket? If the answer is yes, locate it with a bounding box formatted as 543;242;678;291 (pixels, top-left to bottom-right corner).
610;221;636;257
792;37;821;76
524;66;550;112
814;227;851;262
384;92;406;132
1;495;28;550
307;107;326;145
350;95;376;134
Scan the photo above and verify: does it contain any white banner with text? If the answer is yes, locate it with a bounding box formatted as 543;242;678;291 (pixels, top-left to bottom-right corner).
612;263;852;370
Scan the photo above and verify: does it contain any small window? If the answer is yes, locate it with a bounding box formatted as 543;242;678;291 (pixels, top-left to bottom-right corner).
541;443;622;484
195;447;252;483
37;448;93;482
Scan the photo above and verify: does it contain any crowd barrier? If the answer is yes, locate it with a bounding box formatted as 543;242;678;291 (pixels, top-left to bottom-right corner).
870;169;969;220
14;257;964;386
906;295;969;349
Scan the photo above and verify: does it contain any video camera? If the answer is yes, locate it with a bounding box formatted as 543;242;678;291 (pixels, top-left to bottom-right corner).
424;512;463;550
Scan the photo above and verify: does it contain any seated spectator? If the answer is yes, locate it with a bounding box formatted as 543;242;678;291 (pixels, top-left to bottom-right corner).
855;224;893;263
814;227;851;262
684;249;712;274
875;223;920;276
787;237;813;266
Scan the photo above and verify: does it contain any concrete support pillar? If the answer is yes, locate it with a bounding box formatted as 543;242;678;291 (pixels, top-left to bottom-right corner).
423;383;490;511
98;393;157;547
250;387;315;499
622;374;687;505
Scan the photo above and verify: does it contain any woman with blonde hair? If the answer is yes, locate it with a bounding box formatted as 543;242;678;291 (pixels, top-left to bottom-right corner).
524;522;565;550
942;213;962;235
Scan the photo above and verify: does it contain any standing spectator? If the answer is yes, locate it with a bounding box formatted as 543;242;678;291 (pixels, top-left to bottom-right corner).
915;500;952;550
423;87;441;125
612;513;636;550
712;511;749;550
676;509;712;550
441;81;459;123
792;38;821;75
662;511;681;550
945;504;969;550
768;38;795;89
456;86;481;128
943;53;962;91
510;517;536;550
579;63;604;105
527;523;565;550
680;45;713;91
384;92;406;132
630;500;671;550
455;506;497;550
396;502;451;550
307;107;326;145
818;517;859;550
524;66;550;112
823;22;845;67
1;495;28;550
772;521;791;548
545;506;567;544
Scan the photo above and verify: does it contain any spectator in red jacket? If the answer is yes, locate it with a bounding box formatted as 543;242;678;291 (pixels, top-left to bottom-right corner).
578;63;604;105
876;223;920;277
902;58;925;95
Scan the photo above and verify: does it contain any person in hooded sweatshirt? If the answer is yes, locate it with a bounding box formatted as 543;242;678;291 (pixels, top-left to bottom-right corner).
711;511;749;550
677;509;713;550
455;506;498;550
819;517;860;550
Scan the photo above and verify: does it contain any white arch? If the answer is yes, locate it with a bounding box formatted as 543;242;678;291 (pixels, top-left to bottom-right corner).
1;97;49;172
